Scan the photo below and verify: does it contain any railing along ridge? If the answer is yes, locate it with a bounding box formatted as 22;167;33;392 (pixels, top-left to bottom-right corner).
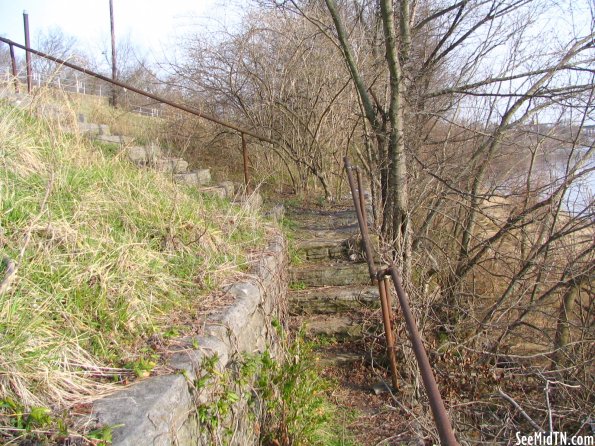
1;36;269;191
344;157;460;446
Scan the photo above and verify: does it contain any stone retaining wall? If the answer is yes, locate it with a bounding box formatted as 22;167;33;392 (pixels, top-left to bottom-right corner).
89;232;287;445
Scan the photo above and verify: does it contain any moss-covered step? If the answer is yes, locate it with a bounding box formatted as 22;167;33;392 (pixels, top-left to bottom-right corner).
300;314;363;338
289;285;379;315
290;261;372;288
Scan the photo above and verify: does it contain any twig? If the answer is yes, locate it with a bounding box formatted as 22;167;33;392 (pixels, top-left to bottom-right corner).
545;381;553;434
497;388;543;432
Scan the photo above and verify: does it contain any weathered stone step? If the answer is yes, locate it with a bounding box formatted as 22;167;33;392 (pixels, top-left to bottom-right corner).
290;261;372;288
295;231;352;260
174;169;211;186
234;190;263;210
128;145;162;165
154;157;189;174
199;180;234;198
95;134;134;145
78;122;110;136
317;352;362;367
301;314;363;338
289;285;379;315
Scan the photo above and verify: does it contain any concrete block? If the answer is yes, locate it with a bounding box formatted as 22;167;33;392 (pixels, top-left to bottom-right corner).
78;122;111;136
95;134;134;145
154;158;189;174
174;169;210;187
195;169;211;185
218;181;234;196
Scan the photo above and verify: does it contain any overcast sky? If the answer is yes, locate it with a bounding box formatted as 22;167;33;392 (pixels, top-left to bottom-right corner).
0;0;241;61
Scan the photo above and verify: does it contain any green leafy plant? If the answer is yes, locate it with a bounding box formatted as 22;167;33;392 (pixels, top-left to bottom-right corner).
289;281;307;291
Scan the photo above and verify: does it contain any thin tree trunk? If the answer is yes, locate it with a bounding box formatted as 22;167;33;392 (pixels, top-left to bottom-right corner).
380;0;411;276
551;284;580;368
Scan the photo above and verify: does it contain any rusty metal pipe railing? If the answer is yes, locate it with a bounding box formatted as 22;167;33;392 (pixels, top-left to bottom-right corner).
387;267;459;445
355;166;368;228
345;157;400;392
9;43;19;93
0;38;275;145
0;37;272;192
241;132;251;193
344;157;459;445
344;157;376;282
378;274;399;390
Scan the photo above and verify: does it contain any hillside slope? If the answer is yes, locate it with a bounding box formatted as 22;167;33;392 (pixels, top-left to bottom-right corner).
0;97;265;421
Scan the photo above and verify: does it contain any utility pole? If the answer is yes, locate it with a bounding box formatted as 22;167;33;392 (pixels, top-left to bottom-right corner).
109;0;117;107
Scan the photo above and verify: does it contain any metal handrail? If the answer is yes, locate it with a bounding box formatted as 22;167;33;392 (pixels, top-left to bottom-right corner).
344;157;459;446
1;37;276;191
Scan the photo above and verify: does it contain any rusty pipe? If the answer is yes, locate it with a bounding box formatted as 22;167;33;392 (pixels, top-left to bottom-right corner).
241;132;251;193
345;158;400;392
355;166;368;225
378;273;399;390
388;267;459;446
0;37;275;146
344;157;376;282
9;43;19;93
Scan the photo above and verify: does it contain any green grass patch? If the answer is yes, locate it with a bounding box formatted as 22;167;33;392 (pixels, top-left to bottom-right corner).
0;99;265;428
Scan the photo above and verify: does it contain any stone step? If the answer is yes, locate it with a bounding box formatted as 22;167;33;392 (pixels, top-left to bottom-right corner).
295;231;352;260
301;314;363;338
173;169;211;186
294;231;378;262
127;145;162;165
290;261;372;288
78;122;110;136
154;157;189;174
317;352;362;367
95;134;134;145
199;180;234;198
234;191;263;210
289;285;379;315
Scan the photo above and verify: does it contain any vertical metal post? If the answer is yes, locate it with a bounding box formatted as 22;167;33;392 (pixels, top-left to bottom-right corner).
241;133;251;193
355;167;368;226
378;274;399;390
9;43;19;93
345;157;400;391
388;268;459;446
109;0;118;107
23;11;32;94
344;157;376;282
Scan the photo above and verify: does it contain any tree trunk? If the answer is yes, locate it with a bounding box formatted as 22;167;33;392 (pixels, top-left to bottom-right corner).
551;285;579;368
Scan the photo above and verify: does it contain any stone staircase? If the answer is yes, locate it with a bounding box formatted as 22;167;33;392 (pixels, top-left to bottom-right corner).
0;91;251;202
75;114;247;201
288;205;380;340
